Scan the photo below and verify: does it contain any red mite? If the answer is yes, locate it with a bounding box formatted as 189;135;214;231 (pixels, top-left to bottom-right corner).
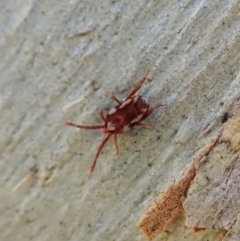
66;70;166;174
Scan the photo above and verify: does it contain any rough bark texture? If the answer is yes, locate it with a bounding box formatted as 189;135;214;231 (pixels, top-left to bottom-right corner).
1;0;240;241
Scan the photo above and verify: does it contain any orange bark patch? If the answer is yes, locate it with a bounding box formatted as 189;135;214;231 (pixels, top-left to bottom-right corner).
137;164;195;240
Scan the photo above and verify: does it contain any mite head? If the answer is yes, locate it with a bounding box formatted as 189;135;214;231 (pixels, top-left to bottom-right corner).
105;121;116;133
104;116;124;134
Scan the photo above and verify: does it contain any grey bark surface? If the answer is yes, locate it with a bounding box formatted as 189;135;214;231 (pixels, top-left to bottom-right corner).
0;0;240;240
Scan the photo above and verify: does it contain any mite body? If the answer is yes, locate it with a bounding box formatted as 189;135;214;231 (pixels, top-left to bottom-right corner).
66;70;166;173
106;95;149;133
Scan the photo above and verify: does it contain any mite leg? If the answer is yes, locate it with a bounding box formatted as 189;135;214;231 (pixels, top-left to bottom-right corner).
144;103;167;119
98;110;106;122
110;92;122;104
126;69;150;99
90;134;112;174
114;134;120;154
66;122;104;130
